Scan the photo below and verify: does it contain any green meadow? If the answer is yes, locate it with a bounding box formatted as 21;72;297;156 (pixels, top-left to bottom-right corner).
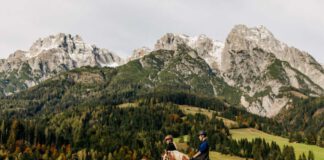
231;128;324;160
210;151;249;160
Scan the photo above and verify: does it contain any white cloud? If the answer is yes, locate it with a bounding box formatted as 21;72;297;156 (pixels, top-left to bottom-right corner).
0;0;323;62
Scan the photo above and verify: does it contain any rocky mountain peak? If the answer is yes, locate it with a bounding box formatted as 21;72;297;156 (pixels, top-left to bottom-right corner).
128;47;152;61
2;33;123;70
27;33;90;58
223;25;324;88
223;24;279;54
0;33;123;96
231;24;273;37
125;33;224;71
221;24;324;117
154;33;187;50
153;33;224;71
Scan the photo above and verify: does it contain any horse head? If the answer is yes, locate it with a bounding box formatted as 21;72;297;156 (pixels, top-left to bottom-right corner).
162;151;189;160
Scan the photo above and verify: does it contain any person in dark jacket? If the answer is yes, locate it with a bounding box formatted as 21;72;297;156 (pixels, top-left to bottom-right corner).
164;135;177;151
191;131;209;160
163;135;178;159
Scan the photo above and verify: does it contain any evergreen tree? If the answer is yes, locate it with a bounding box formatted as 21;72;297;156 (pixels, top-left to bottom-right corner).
308;150;315;160
282;145;295;160
298;153;307;160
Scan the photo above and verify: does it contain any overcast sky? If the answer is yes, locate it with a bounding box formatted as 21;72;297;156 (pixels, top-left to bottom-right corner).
0;0;323;63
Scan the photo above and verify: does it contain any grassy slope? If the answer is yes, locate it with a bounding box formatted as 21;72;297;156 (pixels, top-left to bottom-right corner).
178;105;239;128
210;152;248;160
231;128;324;160
116;103;239;128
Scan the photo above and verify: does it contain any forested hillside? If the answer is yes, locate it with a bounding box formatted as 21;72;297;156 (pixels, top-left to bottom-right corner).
276;96;324;147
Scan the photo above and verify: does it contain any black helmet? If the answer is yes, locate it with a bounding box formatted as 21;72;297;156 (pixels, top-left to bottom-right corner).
198;130;207;136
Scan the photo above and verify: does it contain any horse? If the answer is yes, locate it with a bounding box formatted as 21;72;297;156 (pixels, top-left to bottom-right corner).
162;151;190;160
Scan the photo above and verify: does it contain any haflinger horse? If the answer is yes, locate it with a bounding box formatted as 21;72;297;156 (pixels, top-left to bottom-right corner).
162;151;190;160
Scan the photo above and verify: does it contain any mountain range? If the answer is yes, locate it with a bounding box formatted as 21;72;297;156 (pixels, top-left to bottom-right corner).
0;24;323;117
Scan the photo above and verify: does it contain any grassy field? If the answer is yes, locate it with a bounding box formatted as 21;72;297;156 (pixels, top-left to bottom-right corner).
210;152;248;160
117;104;239;128
231;128;324;160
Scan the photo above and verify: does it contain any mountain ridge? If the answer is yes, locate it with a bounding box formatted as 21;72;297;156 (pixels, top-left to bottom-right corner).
1;24;323;117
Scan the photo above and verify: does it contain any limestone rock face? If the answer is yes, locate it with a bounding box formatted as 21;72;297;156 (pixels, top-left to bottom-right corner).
222;25;324;89
126;33;224;72
0;33;123;95
128;47;152;61
154;33;224;71
221;25;324;116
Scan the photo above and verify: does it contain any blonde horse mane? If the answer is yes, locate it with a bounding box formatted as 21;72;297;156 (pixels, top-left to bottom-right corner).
162;151;189;160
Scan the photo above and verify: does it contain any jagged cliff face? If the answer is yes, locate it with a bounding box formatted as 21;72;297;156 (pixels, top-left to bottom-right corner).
0;33;122;95
221;25;324;116
221;25;324;88
154;33;224;71
128;47;152;61
128;33;224;72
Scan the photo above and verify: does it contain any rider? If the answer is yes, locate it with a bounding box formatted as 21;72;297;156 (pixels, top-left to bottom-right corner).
164;135;177;151
163;135;178;159
191;131;209;160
